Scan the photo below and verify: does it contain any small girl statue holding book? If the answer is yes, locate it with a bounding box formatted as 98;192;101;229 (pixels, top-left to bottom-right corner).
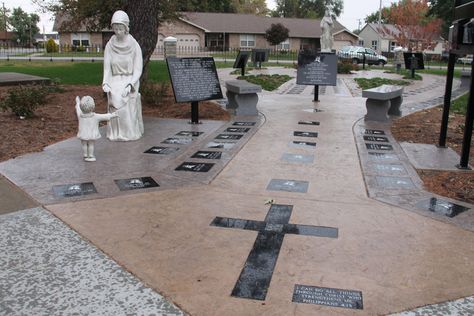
75;96;117;162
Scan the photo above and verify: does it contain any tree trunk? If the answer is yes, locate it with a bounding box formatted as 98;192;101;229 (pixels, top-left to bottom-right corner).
125;0;160;84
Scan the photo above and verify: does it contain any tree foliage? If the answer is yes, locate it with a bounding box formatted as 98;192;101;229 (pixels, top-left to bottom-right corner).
272;0;343;19
0;6;10;32
9;8;40;46
384;0;442;51
175;0;267;14
264;23;289;46
428;0;454;38
364;7;391;24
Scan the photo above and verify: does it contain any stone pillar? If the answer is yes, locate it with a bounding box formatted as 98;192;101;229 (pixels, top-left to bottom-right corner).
164;36;177;58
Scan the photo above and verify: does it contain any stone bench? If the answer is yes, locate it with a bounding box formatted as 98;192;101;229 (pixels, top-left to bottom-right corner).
362;84;404;122
226;80;262;116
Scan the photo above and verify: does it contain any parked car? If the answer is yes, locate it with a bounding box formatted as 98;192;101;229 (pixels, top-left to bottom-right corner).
337;46;388;65
457;55;473;64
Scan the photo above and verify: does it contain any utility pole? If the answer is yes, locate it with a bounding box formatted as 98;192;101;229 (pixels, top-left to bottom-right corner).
2;2;6;32
357;19;362;32
378;0;382;25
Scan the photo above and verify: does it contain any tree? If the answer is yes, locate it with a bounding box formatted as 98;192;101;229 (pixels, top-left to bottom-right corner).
428;0;454;38
364;7;391;24
265;23;289;46
232;0;268;15
0;5;10;32
33;0;160;82
9;8;39;47
272;0;343;19
384;0;442;51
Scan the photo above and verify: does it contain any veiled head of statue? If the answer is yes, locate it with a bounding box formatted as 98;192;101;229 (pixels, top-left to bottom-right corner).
111;10;129;32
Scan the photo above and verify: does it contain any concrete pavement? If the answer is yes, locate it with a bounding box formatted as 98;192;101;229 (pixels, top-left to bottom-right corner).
1;68;474;315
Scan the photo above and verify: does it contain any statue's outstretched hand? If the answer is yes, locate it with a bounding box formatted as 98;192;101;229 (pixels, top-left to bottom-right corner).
102;83;111;93
75;96;80;107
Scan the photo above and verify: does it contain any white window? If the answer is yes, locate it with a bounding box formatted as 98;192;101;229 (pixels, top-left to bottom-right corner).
390;41;397;51
276;38;290;50
371;40;378;50
71;33;90;46
358;40;364;46
240;34;255;47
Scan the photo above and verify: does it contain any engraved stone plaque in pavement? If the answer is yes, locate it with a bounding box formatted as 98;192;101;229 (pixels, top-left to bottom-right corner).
294;131;318;138
175;162;214;172
281;153;314;164
207;141;236;150
215;134;243;140
210;204;338;300
114;177;159;191
298;121;320;126
144;147;180;155
191;151;222;160
416;197;470;218
267;179;309;193
289;141;317;148
233;121;256;126
175;131;203;137
368;152;398;161
372;164;407;176
364;129;385;135
162;137;193;145
292;285;363;310
376;176;416;189
366;143;393;151
363;136;389;142
225;127;250;133
53;182;97;198
287;85;306;94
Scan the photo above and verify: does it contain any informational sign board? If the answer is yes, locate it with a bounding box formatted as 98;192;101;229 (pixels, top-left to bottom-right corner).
296;51;337;86
403;52;425;70
251;49;270;63
167;57;223;103
233;50;251;69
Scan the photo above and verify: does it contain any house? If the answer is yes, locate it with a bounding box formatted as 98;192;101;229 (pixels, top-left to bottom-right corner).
0;31;16;45
34;33;60;46
358;23;445;56
54;12;358;52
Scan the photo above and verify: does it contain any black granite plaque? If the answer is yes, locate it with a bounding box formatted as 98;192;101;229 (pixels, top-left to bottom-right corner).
298;121;320;126
226;127;250;133
292;285;363;309
53;182;97;198
364;129;385;135
162;137;193;145
403;52;425;70
233;50;251;68
294;131;318;138
215;134;243;140
176;131;203;137
191;151;222;159
167;57;223;103
210;204;338;301
296;52;337;86
175;162;214;172
114;177;159;191
416;197;470;218
251;48;270;63
144;146;180;155
207;141;236;149
366;143;393;151
233;121;256;126
363;135;389;142
292;141;317;147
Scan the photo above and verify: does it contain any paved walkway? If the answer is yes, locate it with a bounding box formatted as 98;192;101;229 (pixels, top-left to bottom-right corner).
1;68;474;315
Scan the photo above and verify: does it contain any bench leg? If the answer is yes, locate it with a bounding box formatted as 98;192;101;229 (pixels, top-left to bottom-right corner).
226;91;259;116
365;99;390;122
388;95;402;116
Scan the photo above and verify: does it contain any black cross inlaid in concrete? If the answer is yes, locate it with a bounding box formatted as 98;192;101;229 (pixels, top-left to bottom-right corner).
210;204;338;301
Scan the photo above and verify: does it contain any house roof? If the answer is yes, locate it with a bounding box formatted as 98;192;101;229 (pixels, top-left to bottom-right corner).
181;12;348;38
0;31;15;41
367;23;399;39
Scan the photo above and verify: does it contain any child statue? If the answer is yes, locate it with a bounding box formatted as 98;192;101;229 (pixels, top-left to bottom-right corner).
75;96;117;162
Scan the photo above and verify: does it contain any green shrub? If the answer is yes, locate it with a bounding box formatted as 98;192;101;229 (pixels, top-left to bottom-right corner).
46;38;59;53
337;61;359;74
354;77;410;90
141;82;169;106
0;85;49;118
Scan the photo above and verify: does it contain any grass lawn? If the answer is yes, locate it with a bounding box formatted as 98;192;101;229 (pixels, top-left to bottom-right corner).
238;74;292;91
451;92;469;114
354;77;411;90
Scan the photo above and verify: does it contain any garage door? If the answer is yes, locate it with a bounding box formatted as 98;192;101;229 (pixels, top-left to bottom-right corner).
176;34;200;48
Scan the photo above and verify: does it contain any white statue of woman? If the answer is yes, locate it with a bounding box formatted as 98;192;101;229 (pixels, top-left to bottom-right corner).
320;8;334;53
102;10;144;141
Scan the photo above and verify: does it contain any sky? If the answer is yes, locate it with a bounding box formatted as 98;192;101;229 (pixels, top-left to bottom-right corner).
4;0;400;34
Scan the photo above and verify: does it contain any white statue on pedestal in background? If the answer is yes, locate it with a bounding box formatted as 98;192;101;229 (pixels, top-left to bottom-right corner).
102;10;144;141
320;8;334;53
75;96;117;162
